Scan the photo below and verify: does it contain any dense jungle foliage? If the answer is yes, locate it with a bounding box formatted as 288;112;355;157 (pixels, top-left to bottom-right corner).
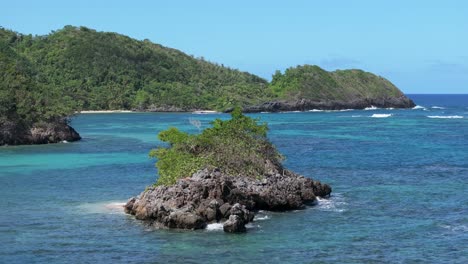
150;108;282;185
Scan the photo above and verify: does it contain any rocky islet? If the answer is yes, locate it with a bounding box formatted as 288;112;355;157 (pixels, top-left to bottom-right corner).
125;167;332;233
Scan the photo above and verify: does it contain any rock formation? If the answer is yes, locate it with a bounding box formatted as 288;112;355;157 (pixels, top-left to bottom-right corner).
0;120;81;145
125;167;331;233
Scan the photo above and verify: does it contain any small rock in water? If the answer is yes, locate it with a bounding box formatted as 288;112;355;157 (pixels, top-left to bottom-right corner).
223;215;246;233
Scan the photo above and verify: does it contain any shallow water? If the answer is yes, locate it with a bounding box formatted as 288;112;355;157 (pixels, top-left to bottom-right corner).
1;95;467;263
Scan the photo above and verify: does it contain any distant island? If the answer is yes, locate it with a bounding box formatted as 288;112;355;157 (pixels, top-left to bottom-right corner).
0;25;415;145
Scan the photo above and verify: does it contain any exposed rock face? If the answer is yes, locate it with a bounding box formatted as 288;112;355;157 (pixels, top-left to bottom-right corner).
238;96;416;113
0;120;81;146
125;168;331;233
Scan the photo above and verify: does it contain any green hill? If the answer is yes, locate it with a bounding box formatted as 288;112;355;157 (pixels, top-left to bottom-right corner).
270;65;405;101
1;26;269;111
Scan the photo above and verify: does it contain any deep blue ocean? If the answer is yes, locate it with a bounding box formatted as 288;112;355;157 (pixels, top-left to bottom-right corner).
1;94;467;263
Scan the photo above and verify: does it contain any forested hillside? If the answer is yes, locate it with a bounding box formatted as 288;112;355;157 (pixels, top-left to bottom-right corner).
269;65;405;101
0;40;75;127
1;26;269;111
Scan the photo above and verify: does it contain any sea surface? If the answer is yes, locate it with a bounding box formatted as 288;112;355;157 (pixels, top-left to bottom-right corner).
1;94;467;263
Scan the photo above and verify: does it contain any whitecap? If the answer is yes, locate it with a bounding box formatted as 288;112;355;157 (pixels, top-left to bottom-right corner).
315;193;347;212
440;224;468;232
351;115;362;118
364;106;378;110
427;115;463;119
61;140;69;143
206;223;224;231
371;114;392;118
412;105;426;110
308;109;323;112
431;106;445;109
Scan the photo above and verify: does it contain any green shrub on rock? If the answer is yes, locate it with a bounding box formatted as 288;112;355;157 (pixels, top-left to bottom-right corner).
150;108;283;185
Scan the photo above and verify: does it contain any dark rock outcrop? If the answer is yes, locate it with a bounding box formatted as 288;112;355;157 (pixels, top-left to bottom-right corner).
125;167;331;233
0;120;81;146
236;96;415;113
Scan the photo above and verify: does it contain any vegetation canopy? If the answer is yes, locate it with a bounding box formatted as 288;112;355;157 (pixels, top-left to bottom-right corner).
150;108;283;186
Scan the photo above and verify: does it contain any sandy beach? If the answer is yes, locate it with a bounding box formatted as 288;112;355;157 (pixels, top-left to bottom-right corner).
78;110;134;114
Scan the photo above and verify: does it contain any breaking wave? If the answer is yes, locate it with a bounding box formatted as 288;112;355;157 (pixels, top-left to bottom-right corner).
364;106;378;110
413;105;426;110
206;223;224;231
427;115;463;119
371;114;392;118
315;193;347;212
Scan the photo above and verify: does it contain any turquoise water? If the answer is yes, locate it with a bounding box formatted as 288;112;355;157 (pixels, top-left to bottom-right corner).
1;95;467;263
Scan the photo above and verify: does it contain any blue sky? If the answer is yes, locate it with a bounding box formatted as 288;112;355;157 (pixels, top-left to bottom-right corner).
2;0;467;93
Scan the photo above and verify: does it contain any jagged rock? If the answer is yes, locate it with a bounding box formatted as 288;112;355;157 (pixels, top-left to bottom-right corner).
125;166;332;233
0;119;81;146
223;215;247;233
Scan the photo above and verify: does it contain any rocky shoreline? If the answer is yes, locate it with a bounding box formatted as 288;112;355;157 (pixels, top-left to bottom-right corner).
124;167;331;233
134;96;416;114
0;120;81;146
240;96;416;113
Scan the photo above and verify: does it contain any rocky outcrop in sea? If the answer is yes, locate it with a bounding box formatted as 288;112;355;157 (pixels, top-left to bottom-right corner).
124;167;331;233
0;120;81;145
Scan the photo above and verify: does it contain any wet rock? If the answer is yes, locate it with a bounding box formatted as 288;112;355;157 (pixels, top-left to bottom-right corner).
223;215;246;233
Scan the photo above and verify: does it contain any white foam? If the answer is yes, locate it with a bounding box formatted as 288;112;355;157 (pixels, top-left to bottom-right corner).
61;140;69;143
315;193;347;212
254;215;270;221
440;224;468;232
427;115;463;119
308;109;324;112
206;223;224;231
364;106;378;110
431;106;445;109
412;105;426;110
76;201;126;214
371;114;392;118
105;202;126;210
245;223;261;229
351;115;362;118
